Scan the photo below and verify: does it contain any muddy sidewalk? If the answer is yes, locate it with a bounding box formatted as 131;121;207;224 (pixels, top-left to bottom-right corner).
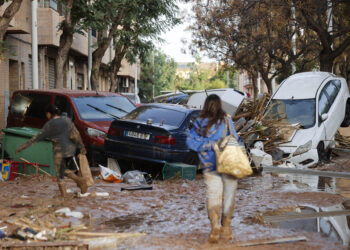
0;169;347;249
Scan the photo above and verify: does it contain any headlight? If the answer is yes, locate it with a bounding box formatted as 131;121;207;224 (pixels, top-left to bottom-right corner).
293;140;312;156
86;127;106;138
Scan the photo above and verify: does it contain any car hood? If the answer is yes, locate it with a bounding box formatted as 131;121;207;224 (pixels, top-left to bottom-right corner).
279;127;316;152
85;120;112;133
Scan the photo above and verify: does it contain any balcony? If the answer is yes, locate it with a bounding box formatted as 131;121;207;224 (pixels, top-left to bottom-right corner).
37;8;60;46
2;1;31;34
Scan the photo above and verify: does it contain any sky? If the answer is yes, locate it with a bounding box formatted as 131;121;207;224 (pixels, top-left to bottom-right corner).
157;2;213;63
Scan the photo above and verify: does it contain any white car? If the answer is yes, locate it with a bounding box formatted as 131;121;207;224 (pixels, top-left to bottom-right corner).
264;72;350;167
187;88;246;116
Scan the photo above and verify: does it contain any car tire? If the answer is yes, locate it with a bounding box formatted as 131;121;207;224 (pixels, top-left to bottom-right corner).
317;142;331;163
341;101;350;127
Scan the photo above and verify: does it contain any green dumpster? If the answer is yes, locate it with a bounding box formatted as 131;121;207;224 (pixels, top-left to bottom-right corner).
2;127;56;176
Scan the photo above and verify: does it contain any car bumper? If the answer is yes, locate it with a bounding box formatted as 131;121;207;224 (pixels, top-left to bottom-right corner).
87;144;107;166
280;148;319;167
104;138;190;164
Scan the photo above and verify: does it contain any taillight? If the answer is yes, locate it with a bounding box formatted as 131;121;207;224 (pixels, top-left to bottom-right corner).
108;127;121;137
154;135;176;145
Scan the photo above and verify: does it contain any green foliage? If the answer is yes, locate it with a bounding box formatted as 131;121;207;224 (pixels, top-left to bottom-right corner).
138;49;178;99
207;78;226;89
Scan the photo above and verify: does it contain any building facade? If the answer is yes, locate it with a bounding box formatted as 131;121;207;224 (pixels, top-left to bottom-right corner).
0;0;139;131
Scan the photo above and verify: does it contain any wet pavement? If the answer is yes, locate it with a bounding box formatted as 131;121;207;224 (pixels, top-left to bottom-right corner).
1;155;350;249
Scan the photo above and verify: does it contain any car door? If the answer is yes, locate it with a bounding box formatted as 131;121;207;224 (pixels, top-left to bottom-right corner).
318;80;342;141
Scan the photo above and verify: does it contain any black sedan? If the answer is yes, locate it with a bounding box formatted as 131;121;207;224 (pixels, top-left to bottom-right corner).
104;104;200;165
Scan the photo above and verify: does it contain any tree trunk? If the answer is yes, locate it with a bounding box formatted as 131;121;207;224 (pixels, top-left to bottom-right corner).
319;51;334;73
55;0;74;89
91;10;125;90
0;0;23;41
260;71;272;94
56;31;73;88
109;71;117;92
108;47;126;92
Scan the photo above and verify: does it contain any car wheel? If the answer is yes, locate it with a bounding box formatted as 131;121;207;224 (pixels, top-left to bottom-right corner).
341;102;350;127
317;142;328;163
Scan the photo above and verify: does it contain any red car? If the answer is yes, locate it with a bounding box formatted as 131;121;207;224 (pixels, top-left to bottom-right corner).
7;89;136;166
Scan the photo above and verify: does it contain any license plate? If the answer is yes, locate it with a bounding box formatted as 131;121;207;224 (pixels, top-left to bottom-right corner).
126;131;150;140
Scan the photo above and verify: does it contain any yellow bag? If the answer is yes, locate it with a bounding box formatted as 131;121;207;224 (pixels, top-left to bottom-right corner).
214;117;252;178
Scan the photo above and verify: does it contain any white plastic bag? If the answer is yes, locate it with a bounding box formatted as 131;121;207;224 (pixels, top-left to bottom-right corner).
99;165;123;183
122;170;147;185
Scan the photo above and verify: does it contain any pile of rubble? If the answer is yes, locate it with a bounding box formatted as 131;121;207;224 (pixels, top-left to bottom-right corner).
233;95;300;154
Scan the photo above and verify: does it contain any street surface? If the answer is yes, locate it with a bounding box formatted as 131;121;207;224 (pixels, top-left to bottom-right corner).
0;152;350;249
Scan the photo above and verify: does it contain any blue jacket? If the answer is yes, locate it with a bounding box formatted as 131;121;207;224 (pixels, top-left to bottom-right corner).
186;117;239;172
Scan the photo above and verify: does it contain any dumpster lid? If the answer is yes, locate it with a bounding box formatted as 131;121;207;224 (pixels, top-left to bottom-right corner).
2;127;41;138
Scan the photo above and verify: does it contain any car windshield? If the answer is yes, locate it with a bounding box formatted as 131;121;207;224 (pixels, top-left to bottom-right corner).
123;106;186;127
264;99;316;129
72;96;135;121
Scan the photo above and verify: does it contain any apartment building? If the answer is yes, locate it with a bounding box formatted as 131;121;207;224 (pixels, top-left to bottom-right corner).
0;0;139;130
237;70;270;96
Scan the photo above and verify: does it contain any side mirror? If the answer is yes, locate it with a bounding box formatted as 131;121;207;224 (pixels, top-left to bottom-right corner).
321;113;328;121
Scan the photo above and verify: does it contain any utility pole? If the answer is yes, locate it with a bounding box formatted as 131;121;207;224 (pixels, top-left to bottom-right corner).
31;0;38;89
291;3;296;74
134;60;138;100
152;51;155;99
226;70;229;88
87;0;92;90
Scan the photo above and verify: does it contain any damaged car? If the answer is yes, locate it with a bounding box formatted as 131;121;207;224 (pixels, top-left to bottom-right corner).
104;104;200;165
264;72;350;167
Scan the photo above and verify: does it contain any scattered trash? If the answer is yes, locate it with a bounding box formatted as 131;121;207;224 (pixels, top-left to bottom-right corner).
238;236;307;247
67;188;73;193
121;185;153;191
55;207;84;219
78;192;90;198
0;229;6;239
122;170;149;185
250;149;273;168
11;203;34;208
9;213;16;217
107;158;122;175
99;165;123;183
20;195;29;199
78;154;94;186
95;192;109;197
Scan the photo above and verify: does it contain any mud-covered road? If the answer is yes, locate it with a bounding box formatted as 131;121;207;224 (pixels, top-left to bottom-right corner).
1;153;350;249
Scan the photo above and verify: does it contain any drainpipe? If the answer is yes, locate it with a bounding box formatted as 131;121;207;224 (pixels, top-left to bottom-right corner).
32;0;38;89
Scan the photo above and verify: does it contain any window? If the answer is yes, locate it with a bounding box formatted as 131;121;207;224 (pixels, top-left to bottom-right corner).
72;96;136;121
123;106;187;127
264;99;316;129
318;92;331;117
54;96;73;118
11;93;51;119
318;80;341;120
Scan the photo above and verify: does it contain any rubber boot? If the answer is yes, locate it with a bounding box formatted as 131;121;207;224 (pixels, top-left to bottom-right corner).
220;215;234;242
208;206;221;243
64;171;88;194
58;181;67;198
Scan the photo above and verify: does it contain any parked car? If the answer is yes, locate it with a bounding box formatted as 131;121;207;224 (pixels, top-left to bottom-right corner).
120;92;141;105
7;89;136;166
153;92;189;104
105;103;200;165
186;88;245;116
264;72;350;167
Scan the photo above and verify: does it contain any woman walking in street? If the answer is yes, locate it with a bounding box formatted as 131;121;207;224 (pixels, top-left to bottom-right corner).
186;94;240;243
16;104;88;198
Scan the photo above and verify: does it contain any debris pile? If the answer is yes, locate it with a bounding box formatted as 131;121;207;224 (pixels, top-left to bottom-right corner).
335;132;350;149
233;95;300;155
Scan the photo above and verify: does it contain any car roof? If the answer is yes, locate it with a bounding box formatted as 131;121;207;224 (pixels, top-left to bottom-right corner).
273;72;336;99
13;89;123;98
140;103;199;113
